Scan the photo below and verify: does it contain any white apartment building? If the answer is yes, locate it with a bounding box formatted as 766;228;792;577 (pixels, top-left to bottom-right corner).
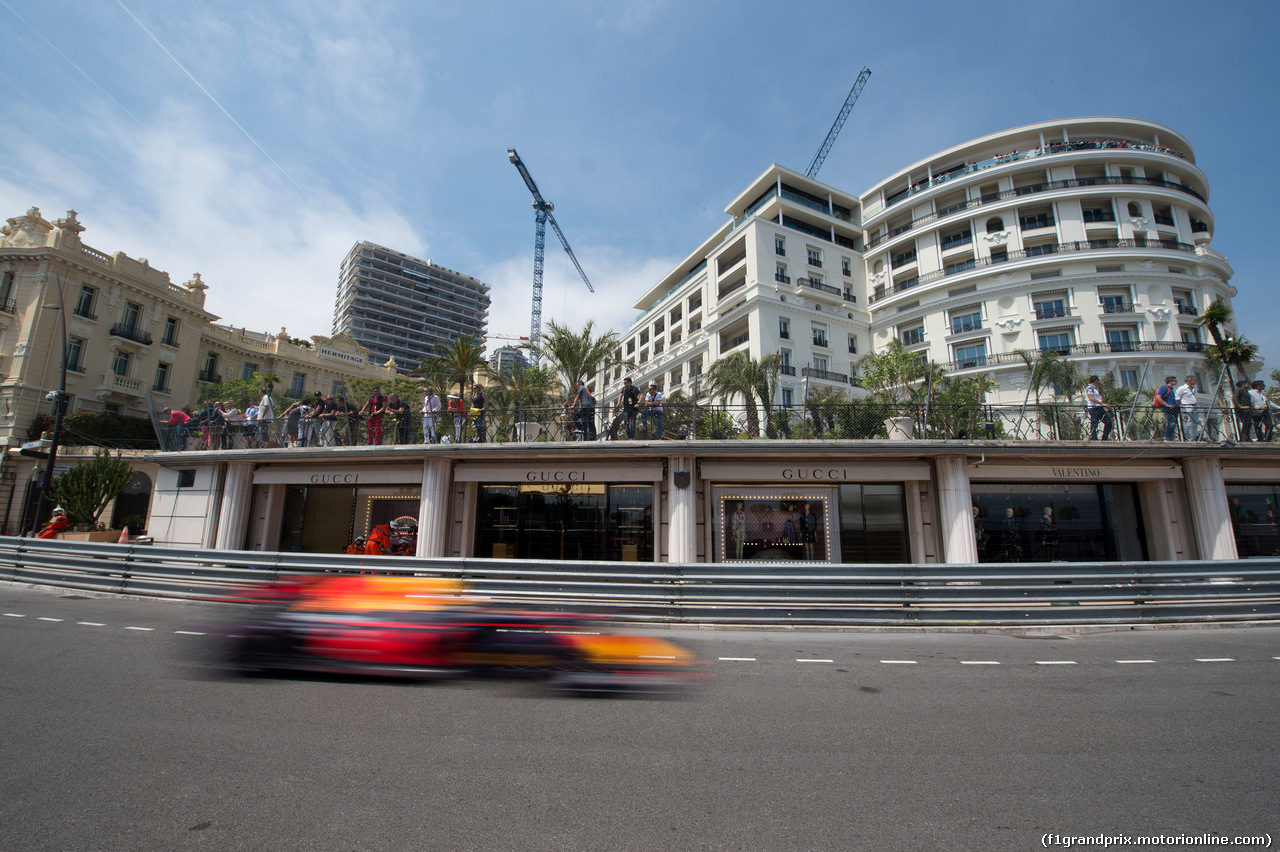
613;117;1237;406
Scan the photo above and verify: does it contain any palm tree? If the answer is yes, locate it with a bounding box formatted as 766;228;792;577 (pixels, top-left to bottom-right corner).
1195;300;1244;385
420;335;490;399
537;319;622;398
704;352;782;438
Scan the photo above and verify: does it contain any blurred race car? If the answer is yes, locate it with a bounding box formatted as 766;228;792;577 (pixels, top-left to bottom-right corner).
210;575;706;693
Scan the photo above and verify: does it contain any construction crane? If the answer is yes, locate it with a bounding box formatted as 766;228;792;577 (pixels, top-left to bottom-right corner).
507;147;595;365
806;67;872;179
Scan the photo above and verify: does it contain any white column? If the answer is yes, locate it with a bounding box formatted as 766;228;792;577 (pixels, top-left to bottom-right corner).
667;455;696;563
214;463;255;551
416;458;452;558
1181;457;1238;560
935;455;978;564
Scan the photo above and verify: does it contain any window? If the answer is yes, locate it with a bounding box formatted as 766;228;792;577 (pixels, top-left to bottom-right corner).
1120;369;1139;388
775;265;790;284
1153;205;1175;227
806;247;822;267
779;318;790;340
892;247;917;267
104;404;120;417
901;326;925;347
0;270;13;305
812;323;829;348
847;334;858;354
670;367;681;387
781;388;793;407
1019;210;1055;230
954;342;987;368
1034;297;1066;320
940;228;973;250
1039;332;1072;354
66;337;85;373
154;363;171;392
1127;202;1143;218
162;317;180;346
290;373;306;397
813;355;829;372
779;349;792;368
74;285;97;319
332;380;344;396
1082;203;1116;223
950;308;982;335
121;301;141;330
626;339;635;355
841;258;852;277
176;470;196;488
1105;328;1136;352
1100;294;1130;313
111;351;131;377
985;217;1004;232
200;351;218;381
775;236;786;257
242;364;259;381
1172;291;1197;316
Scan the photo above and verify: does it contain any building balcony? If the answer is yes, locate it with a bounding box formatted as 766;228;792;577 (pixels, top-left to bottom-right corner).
110;323;153;345
797;278;843;299
801;366;849;383
110;374;142;394
1034;305;1072;321
1175;303;1198;316
780;364;796;376
1153;214;1176;227
866;171;1202;248
73;307;98;321
934;340;1208;373
812;335;830;349
1100;302;1139;315
869;238;1195;306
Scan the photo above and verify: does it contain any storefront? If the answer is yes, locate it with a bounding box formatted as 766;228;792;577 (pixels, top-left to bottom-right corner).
457;463;663;562
701;463;925;563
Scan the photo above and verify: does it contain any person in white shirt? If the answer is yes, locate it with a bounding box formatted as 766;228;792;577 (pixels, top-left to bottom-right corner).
1174;375;1199;441
421;386;442;443
1249;380;1272;442
1085;375;1112;440
642;384;664;439
256;388;275;447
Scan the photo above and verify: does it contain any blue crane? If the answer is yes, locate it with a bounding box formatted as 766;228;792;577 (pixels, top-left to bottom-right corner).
507;147;595;365
806;67;872;179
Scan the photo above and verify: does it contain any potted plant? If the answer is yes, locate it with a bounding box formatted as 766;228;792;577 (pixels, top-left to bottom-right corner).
46;450;136;540
857;340;935;439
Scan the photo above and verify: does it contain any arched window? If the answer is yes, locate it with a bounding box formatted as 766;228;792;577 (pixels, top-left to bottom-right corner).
873;259;884;274
985;217;1004;232
1127;202;1142;218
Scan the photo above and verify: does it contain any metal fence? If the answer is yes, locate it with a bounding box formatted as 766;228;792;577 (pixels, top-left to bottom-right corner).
3;538;1277;627
148;400;1278;450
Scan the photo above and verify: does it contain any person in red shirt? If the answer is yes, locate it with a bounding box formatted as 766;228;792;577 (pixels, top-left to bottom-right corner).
359;388;387;445
38;507;69;539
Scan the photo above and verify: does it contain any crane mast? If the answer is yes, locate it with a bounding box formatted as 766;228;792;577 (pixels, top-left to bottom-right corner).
806;67;872;179
507;148;595;365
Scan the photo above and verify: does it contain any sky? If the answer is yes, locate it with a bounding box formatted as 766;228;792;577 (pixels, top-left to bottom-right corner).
2;0;1278;368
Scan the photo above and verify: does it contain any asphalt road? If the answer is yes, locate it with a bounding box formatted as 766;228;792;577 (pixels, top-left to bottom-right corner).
2;584;1276;852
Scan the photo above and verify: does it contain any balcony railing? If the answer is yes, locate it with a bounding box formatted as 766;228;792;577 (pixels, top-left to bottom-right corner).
869;238;1196;304
1101;302;1135;314
780;364;796;376
73;306;98;321
798;277;842;297
724;332;750;350
110;323;153;345
950;318;983;334
0;298;14;314
1191;221;1209;233
1153;214;1176;226
812;335;830;348
901;330;925;346
112;374;142;393
867;172;1203;247
1034;305;1068;320
940;233;973;251
871;138;1193;218
1082;210;1117;223
775;273;791;285
801;366;849;383
934;340;1208;373
1175;303;1198;316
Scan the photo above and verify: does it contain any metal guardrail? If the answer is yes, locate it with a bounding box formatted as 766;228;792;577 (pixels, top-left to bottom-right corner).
2;538;1277;627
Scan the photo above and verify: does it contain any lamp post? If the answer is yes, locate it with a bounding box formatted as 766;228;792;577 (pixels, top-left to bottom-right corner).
32;275;68;534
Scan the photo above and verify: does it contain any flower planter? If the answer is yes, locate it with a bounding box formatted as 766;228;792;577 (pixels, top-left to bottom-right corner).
58;530;122;542
884;416;916;440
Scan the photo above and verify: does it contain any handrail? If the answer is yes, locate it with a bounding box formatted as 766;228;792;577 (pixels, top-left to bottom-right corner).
0;539;1275;626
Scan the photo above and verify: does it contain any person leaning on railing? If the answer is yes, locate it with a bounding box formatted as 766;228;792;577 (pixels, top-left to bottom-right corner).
162;405;193;450
1085;375;1112;441
1154;376;1179;441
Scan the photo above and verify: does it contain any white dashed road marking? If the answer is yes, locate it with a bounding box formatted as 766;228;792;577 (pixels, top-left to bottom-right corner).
77;622;105;627
1195;657;1234;662
1035;661;1078;666
124;627;155;632
718;657;756;662
1116;659;1157;664
798;658;835;663
4;612;26;617
880;660;918;665
37;617;63;622
174;630;205;636
960;661;1001;665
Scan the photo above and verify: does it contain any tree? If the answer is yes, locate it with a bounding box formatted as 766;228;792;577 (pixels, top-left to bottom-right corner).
1194;300;1253;387
858;340;930;406
421;335;490;399
47;450;136;529
536;319;622;398
1204;335;1260;386
704;352;782;438
200;372;282;409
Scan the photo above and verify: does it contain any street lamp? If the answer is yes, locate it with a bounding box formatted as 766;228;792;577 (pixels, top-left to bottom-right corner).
31;275;68;535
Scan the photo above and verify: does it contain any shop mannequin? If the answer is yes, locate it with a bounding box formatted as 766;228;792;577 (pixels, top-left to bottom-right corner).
1039;506;1058;561
1002;507;1022;562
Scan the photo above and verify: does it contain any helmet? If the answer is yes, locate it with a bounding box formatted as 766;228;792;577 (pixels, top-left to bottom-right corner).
52;507;66;516
354;536;366;544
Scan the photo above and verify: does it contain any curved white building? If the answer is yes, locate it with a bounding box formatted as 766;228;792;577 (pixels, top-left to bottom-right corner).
613;117;1238;407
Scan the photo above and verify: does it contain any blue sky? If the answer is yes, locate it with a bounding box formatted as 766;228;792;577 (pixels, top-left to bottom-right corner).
2;1;1278;368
